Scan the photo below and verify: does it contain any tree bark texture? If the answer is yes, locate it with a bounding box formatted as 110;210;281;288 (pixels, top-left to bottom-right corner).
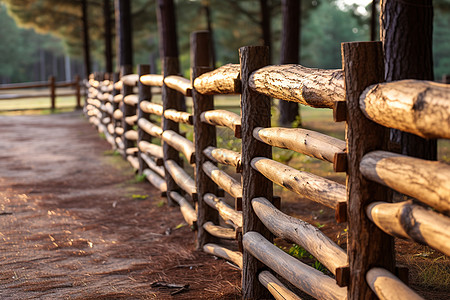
381;0;436;159
240;46;273;299
81;0;91;79
342;41;395;300
120;65;135;157
103;0;113;73
137;65;152;175
115;0;133;67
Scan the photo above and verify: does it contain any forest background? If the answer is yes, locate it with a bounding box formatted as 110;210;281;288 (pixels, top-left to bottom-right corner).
0;0;449;84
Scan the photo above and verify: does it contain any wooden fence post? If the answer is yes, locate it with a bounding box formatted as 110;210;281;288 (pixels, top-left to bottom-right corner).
342;41;395;299
49;76;56;111
240;46;273;299
191;31;219;250
137;64;152;175
112;72;120;151
121;65;134;158
75;75;81;109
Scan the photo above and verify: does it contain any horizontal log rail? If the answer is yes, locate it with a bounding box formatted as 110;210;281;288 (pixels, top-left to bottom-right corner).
203;243;243;269
360;150;450;215
140;101;163;116
0;81;50;90
126;147;138;155
251;157;346;211
141;153;165;177
203;193;243;228
164;75;192;96
193;64;241;95
203;146;242;173
139;141;164;159
249;64;345;108
164;160;197;198
161;130;195;164
361;79;450;139
164;109;193;125
203;221;235;240
123;94;138;106
258;271;301;300
140;74;164;87
115;137;124;150
366;268;424;300
113;94;122;103
125;115;138;126
253;127;346;167
124;130;138;141
169;191;197;228
115;127;124;136
127;155;139;170
202;161;243;200
367;200;450;256
121;74;139;86
114;80;122;90
200;110;241;138
143;168;167;192
252;197;347;275
243;232;347;300
113;109;123;120
138;118;163;138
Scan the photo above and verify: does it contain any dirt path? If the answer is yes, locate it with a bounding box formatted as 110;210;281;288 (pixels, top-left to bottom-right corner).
0;112;240;299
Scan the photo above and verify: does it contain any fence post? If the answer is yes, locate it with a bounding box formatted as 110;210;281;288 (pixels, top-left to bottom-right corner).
121;65;134;158
49;76;56;111
240;46;273;299
191;31;219;250
75;75;81;109
112;72;120;151
342;41;395;299
137;64;152;175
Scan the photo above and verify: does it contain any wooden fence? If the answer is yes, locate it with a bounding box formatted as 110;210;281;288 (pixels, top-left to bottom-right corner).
84;31;450;300
0;76;81;111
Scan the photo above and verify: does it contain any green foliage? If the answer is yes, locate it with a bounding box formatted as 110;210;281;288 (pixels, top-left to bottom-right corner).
156;199;166;208
134;174;147;183
288;244;311;260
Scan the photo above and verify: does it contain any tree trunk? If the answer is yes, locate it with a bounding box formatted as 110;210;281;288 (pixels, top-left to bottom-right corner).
115;0;133;68
81;0;91;79
103;0;113;73
202;2;216;68
260;0;272;63
381;0;436;160
278;0;301;127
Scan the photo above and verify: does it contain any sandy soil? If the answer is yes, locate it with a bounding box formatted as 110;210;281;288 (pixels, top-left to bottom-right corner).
0;112;240;299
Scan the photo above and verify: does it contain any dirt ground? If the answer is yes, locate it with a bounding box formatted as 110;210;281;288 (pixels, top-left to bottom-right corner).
0;111;240;299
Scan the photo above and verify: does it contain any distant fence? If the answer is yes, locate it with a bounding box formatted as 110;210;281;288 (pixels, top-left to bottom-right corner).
85;30;450;299
0;76;81;111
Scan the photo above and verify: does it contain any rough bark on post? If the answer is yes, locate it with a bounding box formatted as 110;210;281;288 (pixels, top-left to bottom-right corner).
240;46;273;299
342;41;395;299
75;75;81;109
81;0;91;79
111;72;120;150
121;65;134;157
115;0;133;68
49;76;56;110
103;0;113;73
190;36;219;243
137;64;152;175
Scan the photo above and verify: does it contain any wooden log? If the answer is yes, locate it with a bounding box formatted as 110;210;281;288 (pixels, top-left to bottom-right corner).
113;109;123;120
136;64;152;175
164;160;196;196
191;31;220;250
143;168;167;192
193;64;241;95
123;94;138;106
140;74;164;87
164;75;192;96
121;65;136;156
169;191;197;228
361;80;450;139
202;161;242;200
200;110;241;138
249;64;345;108
253;127;346;164
164;109;193;125
124;130;138;141
342;41;395;299
203;146;242;173
367;200;450;256
114;80;122;91
366;268;424;300
115;127;124;136
113;94;122;103
252;197;347;275
138;141;164;159
203;221;235;240
138;118;163;138
126;147;138;155
258;271;302;300
111;72;121;151
141;153;165;177
243;232;347;300
203;193;243;228
251;157;346;209
203;243;243;269
107;124;115;135
360;150;450;215
125;115;138;125
140;101;163;115
121;74;139;86
240;46;274;299
127;155;139;170
115;137;124;150
161;130;195;164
